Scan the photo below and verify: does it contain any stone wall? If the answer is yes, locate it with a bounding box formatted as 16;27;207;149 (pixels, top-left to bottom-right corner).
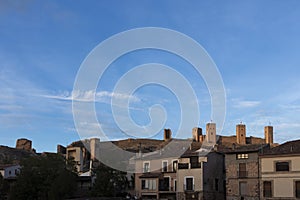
225;152;260;200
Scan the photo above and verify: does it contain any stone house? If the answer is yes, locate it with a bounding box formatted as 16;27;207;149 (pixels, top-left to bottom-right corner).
218;124;274;200
221;143;269;200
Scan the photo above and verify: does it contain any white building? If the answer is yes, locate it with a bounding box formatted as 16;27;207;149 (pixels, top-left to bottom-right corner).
0;164;20;179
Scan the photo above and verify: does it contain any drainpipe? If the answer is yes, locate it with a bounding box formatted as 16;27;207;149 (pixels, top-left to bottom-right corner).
258;153;261;199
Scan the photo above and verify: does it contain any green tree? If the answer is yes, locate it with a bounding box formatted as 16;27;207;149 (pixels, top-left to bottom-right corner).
91;163;128;197
9;154;77;200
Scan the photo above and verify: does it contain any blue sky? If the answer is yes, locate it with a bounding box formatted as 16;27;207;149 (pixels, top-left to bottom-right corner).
1;0;300;152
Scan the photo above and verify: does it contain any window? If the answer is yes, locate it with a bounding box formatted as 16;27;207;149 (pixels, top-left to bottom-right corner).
238;163;247;177
172;160;178;172
143;162;150;173
237;154;248;159
263;181;272;197
215;178;219;191
276;161;289;171
141;179;156;190
185;177;194;191
296;181;300;198
190;156;201;168
162;161;168;172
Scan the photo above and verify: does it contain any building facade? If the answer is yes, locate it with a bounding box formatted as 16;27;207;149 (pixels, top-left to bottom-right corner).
260;140;300;200
219;124;273;200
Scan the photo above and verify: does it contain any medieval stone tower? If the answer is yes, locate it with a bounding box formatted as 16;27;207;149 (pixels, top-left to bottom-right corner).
164;129;172;141
206;122;216;144
264;126;273;144
236;123;246;144
192;127;203;142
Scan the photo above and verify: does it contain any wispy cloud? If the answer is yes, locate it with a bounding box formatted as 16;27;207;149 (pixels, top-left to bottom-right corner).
232;99;261;108
40;90;140;103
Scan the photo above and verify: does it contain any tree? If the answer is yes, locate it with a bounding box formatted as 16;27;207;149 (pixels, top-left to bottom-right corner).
91;163;128;197
9;154;77;200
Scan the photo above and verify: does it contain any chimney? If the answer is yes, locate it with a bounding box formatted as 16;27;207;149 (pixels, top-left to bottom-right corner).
264;126;273;144
192;127;202;142
164;129;172;141
206;122;216;144
236;123;246;144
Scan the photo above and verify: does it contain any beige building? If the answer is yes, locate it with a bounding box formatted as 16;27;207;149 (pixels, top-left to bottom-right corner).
134;123;225;200
260;139;300;200
64;138;100;174
177;150;225;200
134;136;187;200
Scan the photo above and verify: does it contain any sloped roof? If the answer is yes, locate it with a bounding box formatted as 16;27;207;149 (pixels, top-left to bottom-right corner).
260;139;300;156
217;143;269;154
139;172;162;178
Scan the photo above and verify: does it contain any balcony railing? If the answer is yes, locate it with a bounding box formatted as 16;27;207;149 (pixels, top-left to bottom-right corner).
159;186;170;191
142;168;150;173
178;163;189;169
237;171;248;178
191;162;201;169
184;184;195;191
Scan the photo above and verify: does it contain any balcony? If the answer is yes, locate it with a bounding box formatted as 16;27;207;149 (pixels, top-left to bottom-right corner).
191;162;201;169
237;171;248;178
184;184;195;191
159;177;170;191
178;163;189;170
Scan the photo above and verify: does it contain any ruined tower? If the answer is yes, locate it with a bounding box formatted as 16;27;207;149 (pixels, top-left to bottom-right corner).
16;138;32;151
192;127;203;142
164;129;172;141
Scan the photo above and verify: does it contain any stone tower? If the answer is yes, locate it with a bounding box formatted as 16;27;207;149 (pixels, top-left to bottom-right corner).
192;127;203;142
164;129;172;141
264;126;273;144
90;138;100;160
206;122;216;144
236;123;246;144
16;138;32;151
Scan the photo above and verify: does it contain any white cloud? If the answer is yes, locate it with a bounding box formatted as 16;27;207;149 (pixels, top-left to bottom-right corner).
41;90;140;103
232;99;261;108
